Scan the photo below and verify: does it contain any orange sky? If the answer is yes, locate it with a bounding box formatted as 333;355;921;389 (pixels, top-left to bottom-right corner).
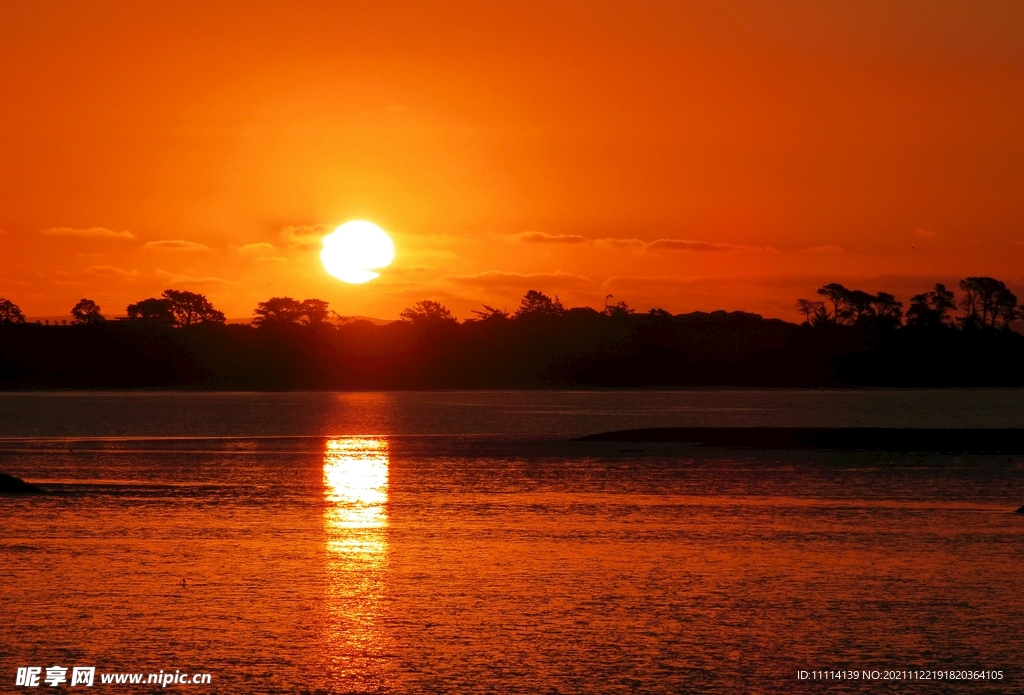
2;1;1022;321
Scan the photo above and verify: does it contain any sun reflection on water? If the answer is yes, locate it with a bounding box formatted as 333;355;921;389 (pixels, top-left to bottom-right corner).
321;436;391;689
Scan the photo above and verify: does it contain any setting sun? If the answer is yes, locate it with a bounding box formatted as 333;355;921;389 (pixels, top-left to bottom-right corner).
320;221;395;285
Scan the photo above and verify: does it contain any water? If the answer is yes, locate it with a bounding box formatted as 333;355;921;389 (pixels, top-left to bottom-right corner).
1;391;1022;693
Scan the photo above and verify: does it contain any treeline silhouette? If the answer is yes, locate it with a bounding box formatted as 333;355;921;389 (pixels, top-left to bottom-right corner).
1;279;1023;388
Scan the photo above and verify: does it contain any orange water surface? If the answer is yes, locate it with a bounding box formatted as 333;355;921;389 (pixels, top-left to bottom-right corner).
2;392;1023;693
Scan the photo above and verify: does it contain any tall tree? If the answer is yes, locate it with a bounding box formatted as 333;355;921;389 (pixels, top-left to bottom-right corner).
0;298;26;324
871;292;903;323
253;297;331;326
70;298;105;325
470;305;510;322
603;296;634;317
399;300;458;327
126;298;174;323
959;277;1015;328
815;283;849;324
253;297;305;326
906;283;956;327
514;290;565;318
796;298;825;324
161;289;226;326
299;299;330;326
845;289;878;324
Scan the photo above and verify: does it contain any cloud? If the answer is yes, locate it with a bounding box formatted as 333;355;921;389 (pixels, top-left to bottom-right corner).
387;265;433;275
141;240;211;252
648;238;775;253
511;231;587;244
40;227;135;240
504;233;771;254
446;270;593;289
156;269;239;285
84;266;139;278
234;242;278;254
604;274;692;291
594;237;648;251
914;228;936;237
801;245;845;254
280;224;330;249
52;266;139;279
231;242;286;262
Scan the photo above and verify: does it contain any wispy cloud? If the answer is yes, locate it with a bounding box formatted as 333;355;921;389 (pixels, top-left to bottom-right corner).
156;269;239;285
141;240;211;252
511;231;587;244
40;227;135;240
280;224;330;250
446;270;593;289
594;237;648;251
914;228;936;237
648;238;775;253
801;245;845;254
510;233;771;254
234;242;278;254
53;266;139;279
84;265;140;278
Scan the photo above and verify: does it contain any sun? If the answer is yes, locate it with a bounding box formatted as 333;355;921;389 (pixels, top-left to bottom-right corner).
320;221;395;284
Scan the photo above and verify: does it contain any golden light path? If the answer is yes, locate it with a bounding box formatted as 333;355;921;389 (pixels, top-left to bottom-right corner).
321;436;391;689
320;221;395;284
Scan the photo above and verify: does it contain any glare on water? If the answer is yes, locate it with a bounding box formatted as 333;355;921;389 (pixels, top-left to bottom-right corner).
321;437;391;689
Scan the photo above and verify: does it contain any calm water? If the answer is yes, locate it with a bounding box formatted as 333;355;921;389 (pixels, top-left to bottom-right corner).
1;391;1023;693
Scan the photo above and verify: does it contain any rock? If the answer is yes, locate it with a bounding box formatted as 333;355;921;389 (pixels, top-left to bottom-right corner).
1016;505;1024;514
0;472;43;494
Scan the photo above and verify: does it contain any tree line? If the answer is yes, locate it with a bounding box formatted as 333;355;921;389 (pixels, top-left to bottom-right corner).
1;278;1022;388
796;277;1019;331
0;277;1018;332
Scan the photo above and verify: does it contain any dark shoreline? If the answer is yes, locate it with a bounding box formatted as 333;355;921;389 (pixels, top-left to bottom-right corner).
577;427;1024;453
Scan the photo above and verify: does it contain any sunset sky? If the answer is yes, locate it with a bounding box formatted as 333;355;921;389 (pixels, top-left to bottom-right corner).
2;1;1022;321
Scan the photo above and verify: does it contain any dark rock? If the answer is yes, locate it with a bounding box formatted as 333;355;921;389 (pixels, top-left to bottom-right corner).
0;472;43;494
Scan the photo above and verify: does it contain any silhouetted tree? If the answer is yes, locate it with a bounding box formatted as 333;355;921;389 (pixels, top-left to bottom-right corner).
814;284;895;326
994;286;1019;328
906;283;956;328
300;299;330;326
253;297;331;327
796;299;825;324
603;296;634;317
126;298;175;323
815;283;848;323
846;289;877;324
470;305;510;322
647;308;674;320
514;290;564;318
161;289;226;326
870;292;903;329
871;292;901;319
253;297;304;326
959;277;1016;329
70;298;105;325
399;300;458;327
0;298;26;324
